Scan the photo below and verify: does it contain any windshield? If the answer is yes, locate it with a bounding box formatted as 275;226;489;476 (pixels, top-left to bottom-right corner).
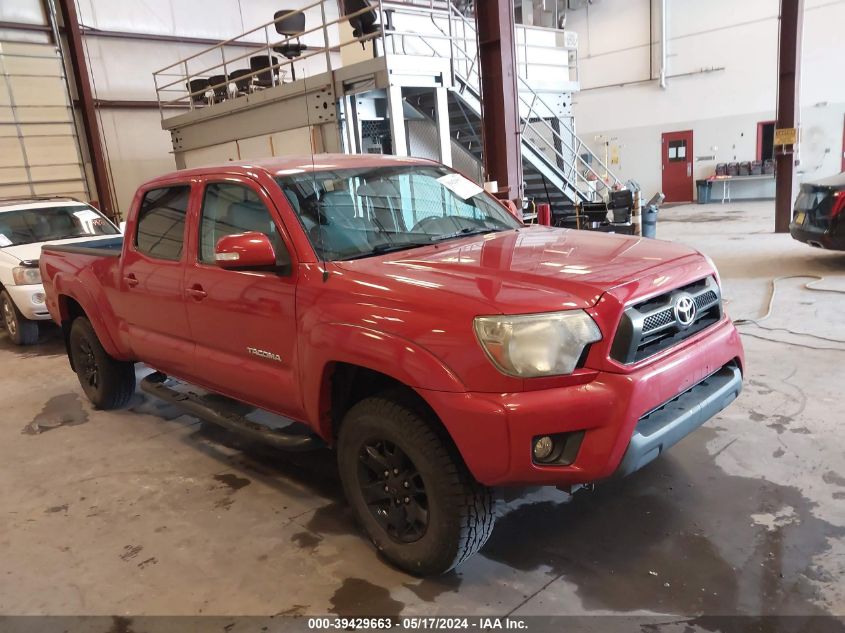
0;204;118;247
276;165;521;261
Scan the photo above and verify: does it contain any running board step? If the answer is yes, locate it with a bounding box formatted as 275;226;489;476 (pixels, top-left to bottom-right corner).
140;372;322;451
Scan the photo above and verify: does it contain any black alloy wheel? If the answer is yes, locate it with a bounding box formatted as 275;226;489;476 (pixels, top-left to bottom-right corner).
75;337;100;391
357;439;429;543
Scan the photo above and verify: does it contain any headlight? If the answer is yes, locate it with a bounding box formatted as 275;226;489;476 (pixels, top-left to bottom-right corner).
702;253;721;286
474;310;602;378
12;266;42;285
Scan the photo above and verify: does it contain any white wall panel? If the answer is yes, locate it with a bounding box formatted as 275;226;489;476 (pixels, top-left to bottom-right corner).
571;0;845;198
77;0;339;43
97;108;175;212
0;0;46;25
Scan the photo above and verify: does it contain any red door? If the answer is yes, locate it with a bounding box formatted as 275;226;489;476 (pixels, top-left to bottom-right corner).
662;130;694;202
182;176;304;420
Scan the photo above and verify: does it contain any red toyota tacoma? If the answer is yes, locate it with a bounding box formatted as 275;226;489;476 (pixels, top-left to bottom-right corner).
40;155;744;574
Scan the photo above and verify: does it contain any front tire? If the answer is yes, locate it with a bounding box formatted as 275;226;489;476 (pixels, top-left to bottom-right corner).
69;317;135;409
1;290;39;345
338;393;496;575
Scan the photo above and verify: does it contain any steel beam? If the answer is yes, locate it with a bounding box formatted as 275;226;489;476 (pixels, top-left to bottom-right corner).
774;0;803;233
476;0;522;202
55;0;116;219
387;85;408;156
434;87;452;167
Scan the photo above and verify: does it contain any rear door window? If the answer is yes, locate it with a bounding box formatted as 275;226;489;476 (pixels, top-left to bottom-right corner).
135;186;190;261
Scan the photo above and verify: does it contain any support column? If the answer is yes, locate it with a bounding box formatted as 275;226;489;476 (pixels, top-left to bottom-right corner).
476;0;522;202
434;87;452;167
387;85;407;156
774;0;803;233
55;0;116;219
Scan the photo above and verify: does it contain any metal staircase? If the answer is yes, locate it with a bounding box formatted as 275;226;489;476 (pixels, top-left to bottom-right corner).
389;1;621;207
407;88;573;210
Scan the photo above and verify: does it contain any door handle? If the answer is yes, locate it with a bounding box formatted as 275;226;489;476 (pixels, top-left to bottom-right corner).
124;273;139;288
687;162;692;177
186;284;207;300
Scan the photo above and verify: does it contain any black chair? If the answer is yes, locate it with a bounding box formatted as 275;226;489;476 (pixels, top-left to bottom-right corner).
249;54;280;88
273;10;308;81
343;0;394;52
208;74;230;103
230;68;254;96
186;78;210;106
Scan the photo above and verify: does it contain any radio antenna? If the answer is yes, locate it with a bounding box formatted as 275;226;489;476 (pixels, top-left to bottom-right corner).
299;5;329;282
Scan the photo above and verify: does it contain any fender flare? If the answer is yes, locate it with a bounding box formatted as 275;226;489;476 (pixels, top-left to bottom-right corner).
301;322;466;439
53;274;125;361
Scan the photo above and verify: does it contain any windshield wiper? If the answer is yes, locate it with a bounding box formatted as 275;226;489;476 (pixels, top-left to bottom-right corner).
46;233;87;241
340;241;432;261
430;227;501;242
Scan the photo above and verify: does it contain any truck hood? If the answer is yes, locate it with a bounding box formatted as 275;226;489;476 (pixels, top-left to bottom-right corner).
334;226;706;314
0;234;119;263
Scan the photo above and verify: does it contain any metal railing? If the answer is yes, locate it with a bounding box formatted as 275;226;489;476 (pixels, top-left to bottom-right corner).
152;0;382;117
152;0;620;201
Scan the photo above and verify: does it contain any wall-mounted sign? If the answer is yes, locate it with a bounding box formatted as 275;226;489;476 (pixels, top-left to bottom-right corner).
774;127;798;146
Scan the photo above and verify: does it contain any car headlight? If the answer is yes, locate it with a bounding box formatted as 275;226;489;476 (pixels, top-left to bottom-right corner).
701;253;721;286
473;310;602;378
12;266;42;285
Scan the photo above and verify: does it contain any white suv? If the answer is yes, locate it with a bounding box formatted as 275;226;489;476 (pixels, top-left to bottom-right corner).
0;198;121;345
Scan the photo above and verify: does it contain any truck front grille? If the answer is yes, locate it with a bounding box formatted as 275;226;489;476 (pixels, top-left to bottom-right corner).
610;276;723;365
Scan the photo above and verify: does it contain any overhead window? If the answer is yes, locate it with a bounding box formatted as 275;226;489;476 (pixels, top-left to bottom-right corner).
135;186;190;261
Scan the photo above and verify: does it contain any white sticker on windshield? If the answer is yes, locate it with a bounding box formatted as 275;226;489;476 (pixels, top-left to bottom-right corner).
437;173;484;200
73;210;100;222
0;234;11;247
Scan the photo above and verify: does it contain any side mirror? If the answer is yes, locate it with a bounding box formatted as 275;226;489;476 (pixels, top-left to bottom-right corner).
214;232;276;270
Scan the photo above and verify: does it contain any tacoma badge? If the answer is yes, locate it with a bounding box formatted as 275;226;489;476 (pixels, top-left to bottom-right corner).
247;347;282;362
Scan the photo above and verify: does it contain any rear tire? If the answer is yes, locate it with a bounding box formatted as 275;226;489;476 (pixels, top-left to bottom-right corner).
1;291;39;346
337;392;496;575
69;317;135;409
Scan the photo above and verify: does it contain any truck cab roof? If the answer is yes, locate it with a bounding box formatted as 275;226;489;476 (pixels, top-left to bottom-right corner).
143;154;438;187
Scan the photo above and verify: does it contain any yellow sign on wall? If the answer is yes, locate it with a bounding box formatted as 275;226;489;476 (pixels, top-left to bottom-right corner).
774;127;798;145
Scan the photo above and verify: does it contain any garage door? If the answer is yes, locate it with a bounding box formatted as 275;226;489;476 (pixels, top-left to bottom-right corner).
0;40;88;200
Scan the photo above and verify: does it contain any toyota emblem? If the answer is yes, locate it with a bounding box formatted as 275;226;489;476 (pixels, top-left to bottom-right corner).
673;294;697;328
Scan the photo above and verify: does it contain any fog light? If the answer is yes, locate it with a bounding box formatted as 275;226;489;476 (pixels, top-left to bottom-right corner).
533;436;555;461
32;293;45;305
531;431;586;466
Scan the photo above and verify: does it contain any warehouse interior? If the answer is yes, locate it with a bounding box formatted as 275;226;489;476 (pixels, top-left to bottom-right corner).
1;0;844;628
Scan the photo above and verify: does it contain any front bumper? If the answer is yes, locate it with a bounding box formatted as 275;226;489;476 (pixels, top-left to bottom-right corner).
614;361;741;477
420;317;744;487
5;284;51;320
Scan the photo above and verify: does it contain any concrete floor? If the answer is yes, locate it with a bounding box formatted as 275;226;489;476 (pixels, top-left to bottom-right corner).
1;200;844;620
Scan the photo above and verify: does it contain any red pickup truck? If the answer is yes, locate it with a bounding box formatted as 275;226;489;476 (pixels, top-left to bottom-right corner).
40;155;744;574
